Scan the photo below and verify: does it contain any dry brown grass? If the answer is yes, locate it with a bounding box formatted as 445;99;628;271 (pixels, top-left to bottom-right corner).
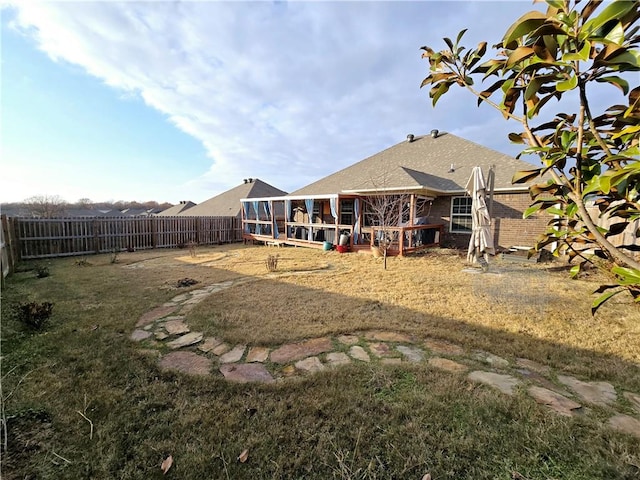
182;244;640;388
3;244;640;479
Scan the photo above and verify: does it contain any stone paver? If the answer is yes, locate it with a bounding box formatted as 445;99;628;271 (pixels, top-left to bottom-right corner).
349;346;370;362
167;332;204;349
396;345;425;363
135;280;640;438
424;338;464;356
365;331;413;343
326;352;351;367
473;352;509;368
165;320;190;335
623;392;640;414
130;329;152;341
246;347;270;363
517;369;570;396
368;342;394;358
516;358;550;374
212;343;231;356
198;337;223;353
607;414;640;438
220;363;274;383
428;357;468;373
468;371;520;395
295;356;325;373
170;293;190;303
558;375;617;407
528;386;583;417
155;331;169;341
337;335;359;345
220;345;246;364
159;351;211;376
270;337;333;364
136;305;178;327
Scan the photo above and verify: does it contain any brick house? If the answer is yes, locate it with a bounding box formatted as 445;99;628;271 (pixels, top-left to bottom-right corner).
241;131;548;254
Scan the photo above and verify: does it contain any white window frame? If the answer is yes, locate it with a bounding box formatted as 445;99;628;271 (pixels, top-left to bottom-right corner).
450;196;473;233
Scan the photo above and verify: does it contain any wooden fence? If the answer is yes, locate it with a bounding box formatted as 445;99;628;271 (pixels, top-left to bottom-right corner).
1;215;242;267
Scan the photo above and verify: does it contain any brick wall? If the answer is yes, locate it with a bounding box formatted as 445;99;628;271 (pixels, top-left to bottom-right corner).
420;192;549;250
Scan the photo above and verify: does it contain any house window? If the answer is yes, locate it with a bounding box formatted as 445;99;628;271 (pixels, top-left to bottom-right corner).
451;196;473;233
340;200;354;225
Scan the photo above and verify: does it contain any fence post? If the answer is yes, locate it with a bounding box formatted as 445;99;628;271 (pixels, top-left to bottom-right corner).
151;217;157;249
92;218;100;254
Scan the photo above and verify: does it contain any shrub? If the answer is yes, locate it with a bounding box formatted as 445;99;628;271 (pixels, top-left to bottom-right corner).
15;301;54;330
265;254;279;272
34;264;50;278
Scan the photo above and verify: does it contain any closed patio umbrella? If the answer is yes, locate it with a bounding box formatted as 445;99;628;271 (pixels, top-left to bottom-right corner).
465;166;495;270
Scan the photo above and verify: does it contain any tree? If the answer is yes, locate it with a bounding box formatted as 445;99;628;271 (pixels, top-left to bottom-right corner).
363;175;411;270
420;0;639;313
24;195;68;218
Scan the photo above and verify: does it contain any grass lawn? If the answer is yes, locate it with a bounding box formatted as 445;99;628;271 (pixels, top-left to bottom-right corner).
1;244;639;479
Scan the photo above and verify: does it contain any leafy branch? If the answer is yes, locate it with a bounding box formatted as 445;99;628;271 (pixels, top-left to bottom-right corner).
420;0;640;313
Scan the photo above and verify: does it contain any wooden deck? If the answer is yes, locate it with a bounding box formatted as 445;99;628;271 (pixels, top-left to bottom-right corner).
243;223;444;256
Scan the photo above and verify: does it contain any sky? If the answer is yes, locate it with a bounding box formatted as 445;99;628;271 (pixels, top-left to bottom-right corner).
0;0;623;205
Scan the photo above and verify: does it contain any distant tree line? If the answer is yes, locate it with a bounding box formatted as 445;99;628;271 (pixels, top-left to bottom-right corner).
1;195;173;218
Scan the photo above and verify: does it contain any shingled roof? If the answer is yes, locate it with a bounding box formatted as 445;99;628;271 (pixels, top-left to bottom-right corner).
180;179;287;217
156;201;196;216
291;132;537;197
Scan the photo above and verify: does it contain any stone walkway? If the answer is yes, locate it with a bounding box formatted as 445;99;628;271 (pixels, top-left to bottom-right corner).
131;279;640;439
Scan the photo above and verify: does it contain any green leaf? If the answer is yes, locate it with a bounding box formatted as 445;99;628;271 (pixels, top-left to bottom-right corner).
604;21;625;45
570;264;581;279
591;288;622;315
557;74;578;92
605;50;640;68
611;124;640;139
523;203;543;219
512;168;542;184
503;11;548;47
545;206;565;216
595;76;630;95
582;1;637;38
508;132;525;144
444;37;454;51
456;29;468;45
612;266;640;285
562;40;591;61
430;82;451;106
506;46;536;67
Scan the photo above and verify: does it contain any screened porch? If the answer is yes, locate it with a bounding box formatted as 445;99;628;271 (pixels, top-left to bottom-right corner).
240;193;443;255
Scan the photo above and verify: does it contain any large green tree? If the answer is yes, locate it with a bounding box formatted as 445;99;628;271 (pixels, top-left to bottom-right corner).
421;0;640;313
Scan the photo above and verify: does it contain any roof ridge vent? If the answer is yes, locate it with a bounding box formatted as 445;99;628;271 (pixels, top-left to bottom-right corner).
406;133;415;143
431;129;439;138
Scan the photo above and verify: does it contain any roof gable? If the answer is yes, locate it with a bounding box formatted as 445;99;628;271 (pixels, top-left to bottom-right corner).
291;133;539;196
180;179;287;217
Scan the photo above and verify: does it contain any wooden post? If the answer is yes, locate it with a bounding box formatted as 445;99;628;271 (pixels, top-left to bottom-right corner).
151;217;157;249
269;200;275;239
92;218;99;254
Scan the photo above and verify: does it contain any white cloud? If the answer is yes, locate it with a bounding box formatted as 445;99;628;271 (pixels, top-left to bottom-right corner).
6;0;554;201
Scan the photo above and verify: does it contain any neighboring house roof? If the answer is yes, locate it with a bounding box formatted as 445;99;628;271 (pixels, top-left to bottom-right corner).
119;207;161;217
156;201;197;216
181;179;287;217
290;132;538;197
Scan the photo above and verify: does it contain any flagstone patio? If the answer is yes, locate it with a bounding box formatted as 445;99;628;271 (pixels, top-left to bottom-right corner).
131;279;640;439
